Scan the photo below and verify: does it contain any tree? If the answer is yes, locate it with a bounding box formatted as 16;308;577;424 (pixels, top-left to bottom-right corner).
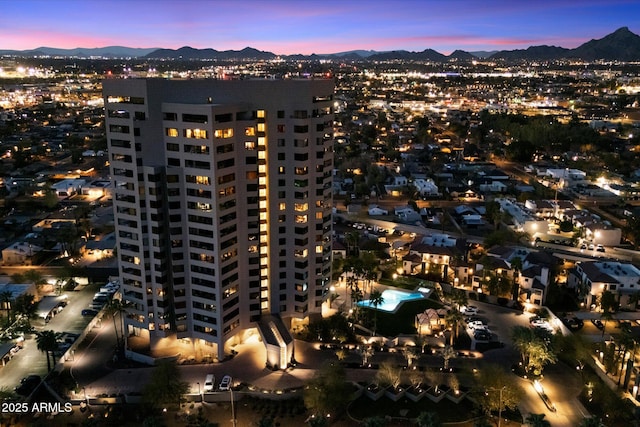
303;362;352;417
36;330;62;371
375;361;402;389
12;294;38;319
510;256;523;300
416;411;442;427
511;326;557;376
525;413;551;427
445;309;464;346
485;200;502;230
600;290;617;314
105;298;131;357
442;345;456;370
474;364;524;418
368;289;384;335
450;288;468;310
142;360;189;410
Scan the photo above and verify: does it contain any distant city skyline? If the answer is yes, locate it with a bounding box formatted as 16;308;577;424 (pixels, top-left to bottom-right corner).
1;0;639;55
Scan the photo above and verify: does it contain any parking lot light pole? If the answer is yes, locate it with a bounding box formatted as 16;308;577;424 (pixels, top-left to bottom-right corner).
230;388;237;427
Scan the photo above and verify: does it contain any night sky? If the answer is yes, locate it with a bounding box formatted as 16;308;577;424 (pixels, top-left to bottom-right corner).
1;0;639;55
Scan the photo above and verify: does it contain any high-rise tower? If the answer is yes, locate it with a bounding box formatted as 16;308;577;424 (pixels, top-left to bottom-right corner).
103;78;334;361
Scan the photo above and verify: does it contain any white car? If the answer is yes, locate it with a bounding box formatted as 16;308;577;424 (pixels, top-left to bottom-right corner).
203;374;215;392
461;305;478;315
467;320;486;330
218;375;232;391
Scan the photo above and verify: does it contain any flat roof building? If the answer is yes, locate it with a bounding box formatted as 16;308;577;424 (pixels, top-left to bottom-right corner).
103;78;335;365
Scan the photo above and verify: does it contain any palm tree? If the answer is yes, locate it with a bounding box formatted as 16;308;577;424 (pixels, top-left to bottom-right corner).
105;298;130;356
510;256;523;301
525;413;551;427
511;326;557;376
36;330;62;371
416;411;442;427
368;289;384;336
445;309;464;346
23;269;47;296
450;288;468;310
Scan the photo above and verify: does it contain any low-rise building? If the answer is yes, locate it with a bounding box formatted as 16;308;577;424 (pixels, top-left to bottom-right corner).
568;261;640;309
1;242;42;265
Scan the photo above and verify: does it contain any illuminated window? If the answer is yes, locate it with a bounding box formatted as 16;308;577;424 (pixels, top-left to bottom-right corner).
294;203;308;212
185;128;208;139
196;175;210;185
257;123;266;132
245;141;256;150
295;215;307;224
279;202;286;210
214;128;234;138
245;127;255;136
278;166;285;174
316;245;323;254
257;110;265;118
315;212;323;220
166;128;178;137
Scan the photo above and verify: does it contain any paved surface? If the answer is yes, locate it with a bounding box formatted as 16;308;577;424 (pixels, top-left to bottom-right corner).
63;298;599;427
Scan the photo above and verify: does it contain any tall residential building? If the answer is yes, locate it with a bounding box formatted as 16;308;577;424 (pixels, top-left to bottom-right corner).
103;78;335;363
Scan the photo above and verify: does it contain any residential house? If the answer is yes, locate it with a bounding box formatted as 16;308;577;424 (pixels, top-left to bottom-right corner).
1;242;42;265
568;261;640;309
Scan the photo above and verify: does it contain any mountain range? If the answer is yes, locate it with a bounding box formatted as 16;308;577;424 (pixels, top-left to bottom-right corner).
1;27;639;62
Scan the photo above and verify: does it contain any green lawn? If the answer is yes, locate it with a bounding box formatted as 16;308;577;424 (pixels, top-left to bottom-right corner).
361;297;442;336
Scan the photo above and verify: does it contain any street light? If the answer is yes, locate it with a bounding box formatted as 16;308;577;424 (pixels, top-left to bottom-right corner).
485;386;506;427
230;388;237;427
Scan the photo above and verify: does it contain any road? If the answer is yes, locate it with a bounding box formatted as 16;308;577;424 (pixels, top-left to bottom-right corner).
467;300;589;427
0;281;101;392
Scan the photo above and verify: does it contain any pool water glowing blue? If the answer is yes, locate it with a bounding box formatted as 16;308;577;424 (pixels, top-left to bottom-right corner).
357;288;428;313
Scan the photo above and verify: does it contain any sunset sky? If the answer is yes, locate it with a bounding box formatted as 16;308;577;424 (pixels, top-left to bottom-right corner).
1;0;639;55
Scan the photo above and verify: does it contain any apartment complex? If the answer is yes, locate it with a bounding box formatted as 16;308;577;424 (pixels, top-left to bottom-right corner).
103;78;335;362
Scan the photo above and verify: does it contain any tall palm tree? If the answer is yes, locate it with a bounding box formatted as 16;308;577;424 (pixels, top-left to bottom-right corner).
445;309;464;346
105;298;131;356
510;256;523;301
368;289;384;336
525;413;551;427
35;330;62;371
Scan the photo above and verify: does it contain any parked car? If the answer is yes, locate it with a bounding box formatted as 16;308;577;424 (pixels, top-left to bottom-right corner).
596;244;605;252
591;319;604;330
203;374;215;392
460;305;478;316
474;331;492;341
467;320;486;330
218;375;232;391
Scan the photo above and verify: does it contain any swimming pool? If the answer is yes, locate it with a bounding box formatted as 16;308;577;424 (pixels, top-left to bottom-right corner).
357;288;428;313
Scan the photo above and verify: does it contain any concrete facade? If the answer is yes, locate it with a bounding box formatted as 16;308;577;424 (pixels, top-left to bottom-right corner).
104;78;335;360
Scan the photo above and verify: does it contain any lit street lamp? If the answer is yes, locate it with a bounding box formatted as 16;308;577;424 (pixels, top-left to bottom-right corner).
485;386;506;427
